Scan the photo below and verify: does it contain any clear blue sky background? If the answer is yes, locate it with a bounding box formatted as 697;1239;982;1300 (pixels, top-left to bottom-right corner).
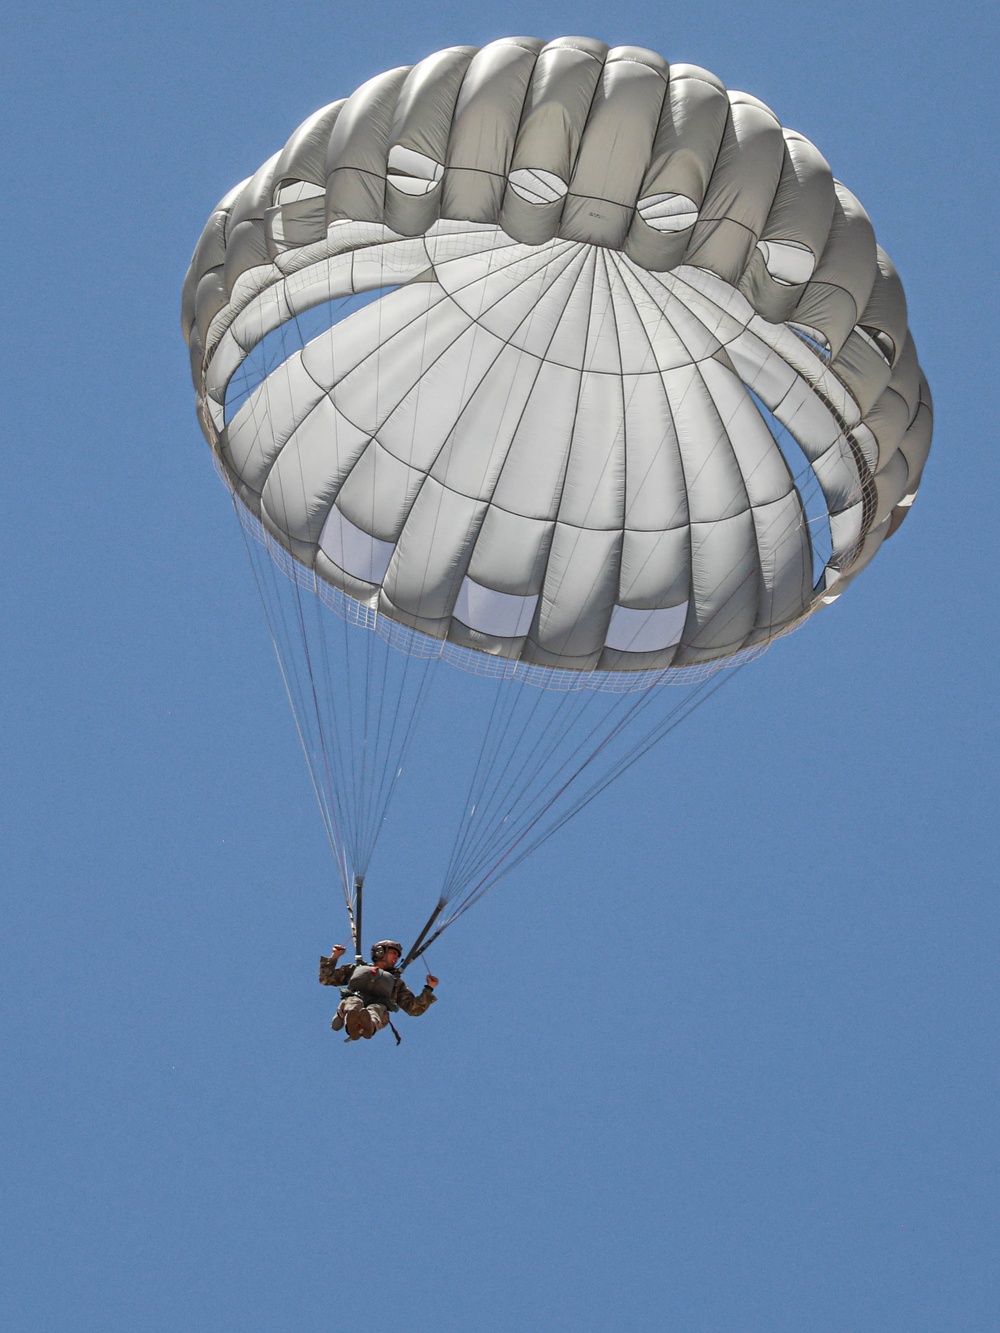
4;2;997;1329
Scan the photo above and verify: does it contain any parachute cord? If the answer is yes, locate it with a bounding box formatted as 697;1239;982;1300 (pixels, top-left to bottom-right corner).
444;686;622;897
290;572;356;875
434;662;748;937
443;684;576;895
235;508;352;901
356;642;436;878
440;670;526;894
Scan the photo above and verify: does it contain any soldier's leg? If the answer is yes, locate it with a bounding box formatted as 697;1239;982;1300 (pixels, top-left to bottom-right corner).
364;1004;389;1037
331;995;355;1032
340;995;369;1041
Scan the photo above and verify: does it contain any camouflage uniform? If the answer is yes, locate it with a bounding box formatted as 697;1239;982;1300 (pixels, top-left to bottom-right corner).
319;954;437;1037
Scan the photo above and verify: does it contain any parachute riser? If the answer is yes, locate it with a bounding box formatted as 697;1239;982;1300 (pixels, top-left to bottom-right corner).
352;874;364;963
400;898;446;973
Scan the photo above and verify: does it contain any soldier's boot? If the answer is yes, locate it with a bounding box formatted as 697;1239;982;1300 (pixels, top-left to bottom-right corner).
357;1009;376;1039
345;1009;367;1041
331;1012;345;1032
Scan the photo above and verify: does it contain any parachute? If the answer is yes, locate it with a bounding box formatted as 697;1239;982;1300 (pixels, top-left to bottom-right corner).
181;37;932;963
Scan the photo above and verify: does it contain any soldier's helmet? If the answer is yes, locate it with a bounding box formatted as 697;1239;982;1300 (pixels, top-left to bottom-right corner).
371;940;403;964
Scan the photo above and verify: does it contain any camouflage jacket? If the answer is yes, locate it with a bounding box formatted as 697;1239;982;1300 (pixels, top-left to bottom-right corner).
319;955;437;1016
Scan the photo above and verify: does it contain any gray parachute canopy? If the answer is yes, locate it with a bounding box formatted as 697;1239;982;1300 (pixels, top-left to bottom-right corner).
182;36;932;677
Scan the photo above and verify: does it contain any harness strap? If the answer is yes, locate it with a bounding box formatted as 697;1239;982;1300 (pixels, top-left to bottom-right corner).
387;1017;402;1046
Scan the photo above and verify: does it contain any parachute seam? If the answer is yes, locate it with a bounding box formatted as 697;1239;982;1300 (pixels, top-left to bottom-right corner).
521;246;604;664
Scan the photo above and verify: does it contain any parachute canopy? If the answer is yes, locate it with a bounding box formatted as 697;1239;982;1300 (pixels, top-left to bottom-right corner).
181;39;933;957
182;36;932;682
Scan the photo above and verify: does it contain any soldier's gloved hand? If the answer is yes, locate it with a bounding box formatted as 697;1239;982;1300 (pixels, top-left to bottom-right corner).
424;974;439;989
330;944;347;961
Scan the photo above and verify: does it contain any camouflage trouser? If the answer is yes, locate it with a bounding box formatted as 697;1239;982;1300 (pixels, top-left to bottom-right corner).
335;995;389;1035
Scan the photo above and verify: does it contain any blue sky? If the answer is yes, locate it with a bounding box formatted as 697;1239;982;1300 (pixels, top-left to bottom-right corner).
4;2;997;1329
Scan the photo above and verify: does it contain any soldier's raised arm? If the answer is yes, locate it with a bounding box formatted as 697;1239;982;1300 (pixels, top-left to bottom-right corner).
319;943;350;986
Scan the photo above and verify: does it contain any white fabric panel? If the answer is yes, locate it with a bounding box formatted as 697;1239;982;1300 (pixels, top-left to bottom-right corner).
222;354;327;493
320;284;452;390
634;68;729;214
330;301;476;444
335;440;424;540
467;509;552;595
557;371;626;529
447;245;583;363
258;395;371;541
281;253;358;317
851;423;879;474
439;240;582;353
683;511;760;655
543;250;607;369
724;331;799;409
276;180;326;204
618;527;690;605
637;194;700;231
872;447;910;528
748;491;813;627
491;361;581;520
684;95;785;281
533;524;622;663
832;329;895;416
638;277;726;363
454;578;539;638
582;252;625;375
811;439;862;514
382;480;485;620
207;285;290;404
669;263;757;328
663;364;750;524
319;506;396;583
757;130;836;261
508;41;605;185
606;603;687;652
749;316;859;426
509;168;567;203
442;40;542;221
297;294;440;392
598;260;698;373
375;323;509;474
772;376;842;457
756;240;815;285
828;500;865;561
621;373;688;532
698;359;795;507
604;258;679;373
428;342;546;501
